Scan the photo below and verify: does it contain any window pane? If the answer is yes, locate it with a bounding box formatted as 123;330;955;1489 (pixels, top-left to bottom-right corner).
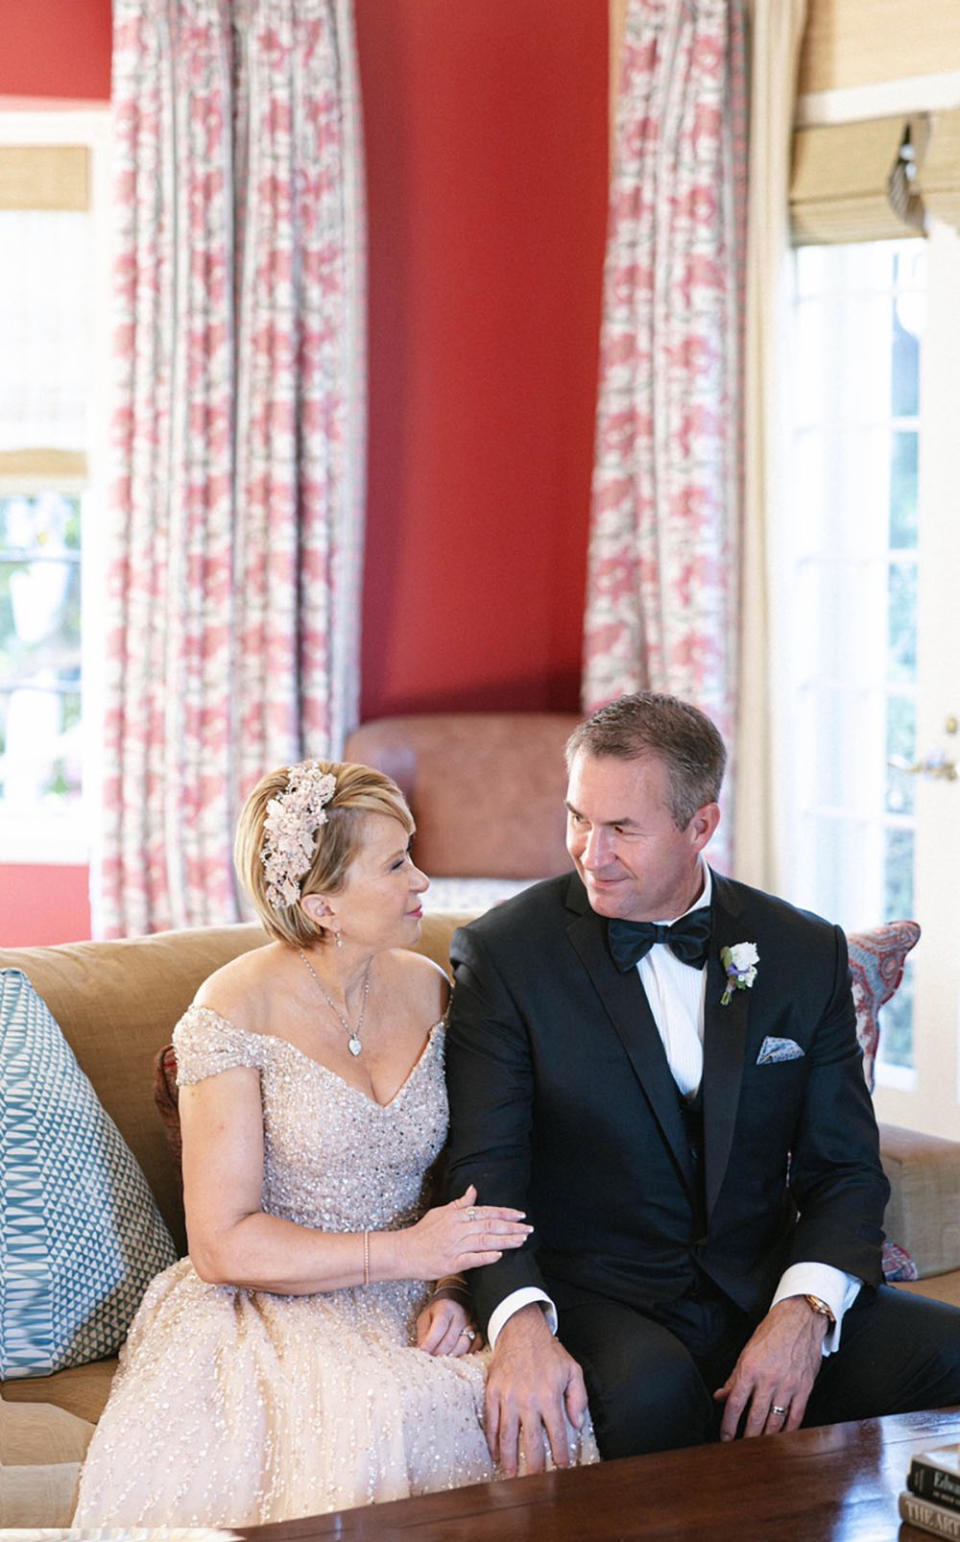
887;559;917;684
0;491;81;554
885;694;915;815
891;291;922;419
879;961;914;1069
884;826;914;919
889;431;918;549
0;555;81;685
0;492;82;814
0;210;93;453
0;686;82;807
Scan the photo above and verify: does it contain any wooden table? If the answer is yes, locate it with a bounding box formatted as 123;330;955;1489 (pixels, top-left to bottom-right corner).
240;1407;960;1542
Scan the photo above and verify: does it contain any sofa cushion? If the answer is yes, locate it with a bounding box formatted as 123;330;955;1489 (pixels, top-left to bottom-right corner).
0;970;176;1380
847;920;921;1092
0;1460;83;1527
1;1358;118;1426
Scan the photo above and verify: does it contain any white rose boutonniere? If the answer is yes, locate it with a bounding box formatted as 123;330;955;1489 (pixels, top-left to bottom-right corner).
720;942;759;1006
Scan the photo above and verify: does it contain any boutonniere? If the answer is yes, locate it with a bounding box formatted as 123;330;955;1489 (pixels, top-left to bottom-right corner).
720;942;759;1006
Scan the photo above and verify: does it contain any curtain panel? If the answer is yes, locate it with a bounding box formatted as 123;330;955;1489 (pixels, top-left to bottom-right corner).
585;0;747;866
99;0;366;937
735;0;808;890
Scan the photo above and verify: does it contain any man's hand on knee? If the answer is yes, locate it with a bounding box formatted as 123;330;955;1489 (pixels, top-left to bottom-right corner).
714;1296;828;1440
484;1302;588;1477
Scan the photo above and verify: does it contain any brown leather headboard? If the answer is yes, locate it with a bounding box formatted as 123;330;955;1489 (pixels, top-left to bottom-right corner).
344;713;579;879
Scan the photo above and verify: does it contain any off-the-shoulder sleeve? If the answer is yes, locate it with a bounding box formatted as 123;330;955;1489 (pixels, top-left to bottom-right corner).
173;1003;266;1086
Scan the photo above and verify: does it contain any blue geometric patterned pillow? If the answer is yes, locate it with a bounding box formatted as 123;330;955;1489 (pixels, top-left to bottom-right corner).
0;969;176;1378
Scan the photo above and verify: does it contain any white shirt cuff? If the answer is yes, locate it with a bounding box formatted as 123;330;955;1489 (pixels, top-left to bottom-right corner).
487;1287;558;1350
771;1262;862;1354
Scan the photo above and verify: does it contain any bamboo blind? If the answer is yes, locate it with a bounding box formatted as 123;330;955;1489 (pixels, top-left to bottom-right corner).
799;0;960;96
0;145;89;212
791;110;960;243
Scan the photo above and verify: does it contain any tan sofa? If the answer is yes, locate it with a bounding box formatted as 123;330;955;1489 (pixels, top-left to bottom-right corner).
1;915;959;1524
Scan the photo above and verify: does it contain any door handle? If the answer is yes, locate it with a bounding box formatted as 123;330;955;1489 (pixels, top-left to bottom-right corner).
888;713;958;780
888;752;958;781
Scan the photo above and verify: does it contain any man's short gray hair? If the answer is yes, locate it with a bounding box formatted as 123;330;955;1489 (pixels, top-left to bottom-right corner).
566;692;726;829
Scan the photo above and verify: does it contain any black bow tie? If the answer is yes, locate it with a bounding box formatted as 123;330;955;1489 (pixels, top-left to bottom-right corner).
607;908;712;972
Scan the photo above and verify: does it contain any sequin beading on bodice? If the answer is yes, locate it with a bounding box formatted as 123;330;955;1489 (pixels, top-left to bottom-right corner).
174;1004;448;1235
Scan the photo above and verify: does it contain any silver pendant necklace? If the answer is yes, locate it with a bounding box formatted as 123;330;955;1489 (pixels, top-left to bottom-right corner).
298;948;371;1057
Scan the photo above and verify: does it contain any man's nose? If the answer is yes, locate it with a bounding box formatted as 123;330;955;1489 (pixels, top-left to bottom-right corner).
582;825;611;869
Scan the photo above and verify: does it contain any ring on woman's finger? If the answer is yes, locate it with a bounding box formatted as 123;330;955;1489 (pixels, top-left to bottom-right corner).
459;1328;476;1342
771;1404;788;1418
466;1207;479;1220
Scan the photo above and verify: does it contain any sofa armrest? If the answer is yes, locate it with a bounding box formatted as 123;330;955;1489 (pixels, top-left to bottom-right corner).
879;1121;960;1279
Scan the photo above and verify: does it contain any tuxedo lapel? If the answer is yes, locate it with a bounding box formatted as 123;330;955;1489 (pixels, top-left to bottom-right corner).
565;883;697;1198
702;872;750;1220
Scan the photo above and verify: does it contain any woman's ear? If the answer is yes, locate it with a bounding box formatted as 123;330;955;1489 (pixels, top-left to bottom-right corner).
300;892;333;929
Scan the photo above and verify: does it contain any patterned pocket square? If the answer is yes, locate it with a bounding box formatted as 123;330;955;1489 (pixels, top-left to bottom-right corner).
756;1036;804;1065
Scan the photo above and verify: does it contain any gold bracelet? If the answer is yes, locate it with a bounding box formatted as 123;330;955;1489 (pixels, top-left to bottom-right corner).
362;1230;370;1286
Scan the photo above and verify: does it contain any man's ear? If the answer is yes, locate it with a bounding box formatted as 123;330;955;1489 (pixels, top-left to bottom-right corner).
689;803;721;852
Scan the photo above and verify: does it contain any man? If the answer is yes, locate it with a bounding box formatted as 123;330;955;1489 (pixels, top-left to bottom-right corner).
445;693;960;1476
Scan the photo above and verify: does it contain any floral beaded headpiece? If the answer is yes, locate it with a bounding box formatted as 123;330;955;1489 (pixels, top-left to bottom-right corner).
261;761;337;910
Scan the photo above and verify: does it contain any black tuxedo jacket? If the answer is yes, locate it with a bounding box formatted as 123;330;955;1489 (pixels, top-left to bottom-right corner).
445;869;889;1335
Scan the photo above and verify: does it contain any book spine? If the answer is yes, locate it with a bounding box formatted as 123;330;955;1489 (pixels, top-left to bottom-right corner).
910;1461;960;1515
900;1491;960;1540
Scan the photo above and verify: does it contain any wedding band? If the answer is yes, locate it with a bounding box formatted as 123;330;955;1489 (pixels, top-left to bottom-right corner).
466;1207;478;1220
459;1328;476;1341
771;1405;787;1417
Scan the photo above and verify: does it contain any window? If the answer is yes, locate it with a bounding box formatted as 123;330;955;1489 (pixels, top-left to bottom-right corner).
776;215;960;1140
780;239;924;1076
0;113;110;863
0;490;83;809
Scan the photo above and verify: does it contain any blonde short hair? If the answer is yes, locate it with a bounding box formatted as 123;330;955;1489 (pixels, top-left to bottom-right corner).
235;759;414;945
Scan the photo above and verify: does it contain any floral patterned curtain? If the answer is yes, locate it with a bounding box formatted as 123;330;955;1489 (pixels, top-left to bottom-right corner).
98;0;365;936
584;0;747;865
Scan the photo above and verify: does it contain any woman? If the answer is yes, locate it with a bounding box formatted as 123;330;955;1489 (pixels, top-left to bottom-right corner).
74;760;596;1526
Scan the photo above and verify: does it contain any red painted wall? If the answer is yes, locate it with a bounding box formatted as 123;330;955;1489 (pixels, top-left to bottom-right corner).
0;866;91;945
356;0;607;717
0;0;112;100
1;1;607;943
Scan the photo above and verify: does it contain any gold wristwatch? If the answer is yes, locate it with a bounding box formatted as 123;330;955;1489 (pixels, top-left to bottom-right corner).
803;1293;836;1325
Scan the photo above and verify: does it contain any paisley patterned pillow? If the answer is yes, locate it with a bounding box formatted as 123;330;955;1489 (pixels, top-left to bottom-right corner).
845;922;922;1284
847;920;921;1094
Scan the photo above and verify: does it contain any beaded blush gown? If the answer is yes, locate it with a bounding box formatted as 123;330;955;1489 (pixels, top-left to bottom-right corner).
73;1005;597;1527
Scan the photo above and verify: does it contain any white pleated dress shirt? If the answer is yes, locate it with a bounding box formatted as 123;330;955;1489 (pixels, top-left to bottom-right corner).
488;864;860;1352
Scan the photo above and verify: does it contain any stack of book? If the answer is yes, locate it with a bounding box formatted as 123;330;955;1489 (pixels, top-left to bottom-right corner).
899;1442;960;1538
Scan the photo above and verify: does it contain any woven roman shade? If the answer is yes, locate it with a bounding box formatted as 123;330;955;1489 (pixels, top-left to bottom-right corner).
0;146;89;212
790;110;960;244
920;111;960;231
